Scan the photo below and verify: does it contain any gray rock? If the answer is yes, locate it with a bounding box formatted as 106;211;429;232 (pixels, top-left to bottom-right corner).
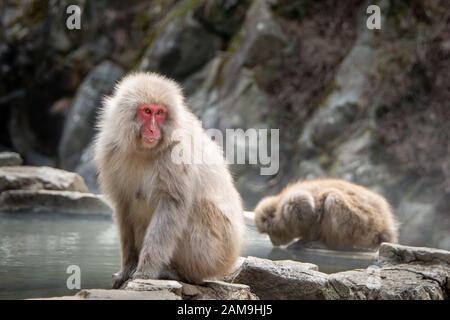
227;253;449;300
378;242;450;266
332;130;395;189
40;279;257;300
329;264;447;300
0;166;88;193
8;104;57;168
75;144;99;193
225;0;287;74
0;152;23;166
295;160;326;180
194;0;251;37
125;279;183;295
0;190;112;215
189;280;258;300
58;61;124;170
139;12;221;80
226;256;336;299
125;277;258;300
310;102;359;148
34;289;180;300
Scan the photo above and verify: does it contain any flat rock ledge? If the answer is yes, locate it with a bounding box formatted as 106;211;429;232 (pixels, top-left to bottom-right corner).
0;190;111;215
0;166;88;193
0;152;23;166
0;165;112;215
37;243;450;300
35;280;258;300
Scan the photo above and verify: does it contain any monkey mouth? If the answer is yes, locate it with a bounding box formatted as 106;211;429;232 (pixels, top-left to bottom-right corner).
141;135;160;147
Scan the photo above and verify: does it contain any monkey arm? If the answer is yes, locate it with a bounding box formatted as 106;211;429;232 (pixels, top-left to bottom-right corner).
133;192;191;279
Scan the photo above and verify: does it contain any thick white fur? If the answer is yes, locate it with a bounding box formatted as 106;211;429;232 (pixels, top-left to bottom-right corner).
94;72;244;287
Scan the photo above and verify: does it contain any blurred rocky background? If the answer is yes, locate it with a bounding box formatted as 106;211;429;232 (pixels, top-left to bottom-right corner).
0;0;449;249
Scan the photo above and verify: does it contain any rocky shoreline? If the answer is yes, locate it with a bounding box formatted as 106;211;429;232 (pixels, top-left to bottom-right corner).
34;243;450;300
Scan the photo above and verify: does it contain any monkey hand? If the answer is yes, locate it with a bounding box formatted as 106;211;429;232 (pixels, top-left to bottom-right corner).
112;263;137;289
112;270;132;289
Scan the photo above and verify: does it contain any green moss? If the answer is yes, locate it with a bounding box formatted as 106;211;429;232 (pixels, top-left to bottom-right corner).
135;10;152;31
165;0;204;21
318;153;327;166
225;30;242;55
131;0;204;70
131;30;158;70
327;157;340;176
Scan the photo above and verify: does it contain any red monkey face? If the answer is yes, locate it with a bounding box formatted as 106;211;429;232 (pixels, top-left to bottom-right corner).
137;103;167;148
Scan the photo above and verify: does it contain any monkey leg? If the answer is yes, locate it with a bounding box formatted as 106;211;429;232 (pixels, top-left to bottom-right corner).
158;266;182;282
112;258;138;289
113;265;137;288
320;189;368;249
171;208;242;284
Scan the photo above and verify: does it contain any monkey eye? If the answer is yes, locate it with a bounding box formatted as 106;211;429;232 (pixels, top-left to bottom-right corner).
156;109;164;115
144;108;151;115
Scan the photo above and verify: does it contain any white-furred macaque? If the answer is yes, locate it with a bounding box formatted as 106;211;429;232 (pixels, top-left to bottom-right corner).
254;179;398;250
94;72;244;288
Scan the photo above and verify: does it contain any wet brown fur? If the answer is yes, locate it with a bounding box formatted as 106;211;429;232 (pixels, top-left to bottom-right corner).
254;179;398;250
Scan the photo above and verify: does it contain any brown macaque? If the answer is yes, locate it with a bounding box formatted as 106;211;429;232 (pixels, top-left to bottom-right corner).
254;179;398;250
94;72;245;288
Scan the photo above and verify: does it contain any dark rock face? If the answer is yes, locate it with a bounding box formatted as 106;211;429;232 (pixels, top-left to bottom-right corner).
139;13;221;80
193;0;251;38
1;0;450;249
58;61;124;170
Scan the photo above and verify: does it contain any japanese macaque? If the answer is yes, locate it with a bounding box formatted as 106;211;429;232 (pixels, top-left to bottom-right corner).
254;179;398;250
94;72;244;288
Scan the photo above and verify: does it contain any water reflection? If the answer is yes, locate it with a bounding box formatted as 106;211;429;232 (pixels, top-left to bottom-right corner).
0;213;120;300
244;223;376;273
0;213;375;299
